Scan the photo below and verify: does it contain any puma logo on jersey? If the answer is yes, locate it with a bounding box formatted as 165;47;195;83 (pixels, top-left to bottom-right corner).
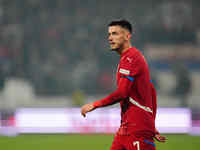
127;57;132;63
119;68;130;75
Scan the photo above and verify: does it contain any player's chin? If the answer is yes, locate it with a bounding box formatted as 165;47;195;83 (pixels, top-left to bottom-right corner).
110;46;119;51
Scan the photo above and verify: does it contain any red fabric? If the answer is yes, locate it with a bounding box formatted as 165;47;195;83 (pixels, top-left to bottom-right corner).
151;84;159;135
93;77;132;107
93;47;157;137
110;134;156;150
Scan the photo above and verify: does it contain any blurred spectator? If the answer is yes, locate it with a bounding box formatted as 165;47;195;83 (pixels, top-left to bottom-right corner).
0;0;198;96
170;58;192;107
142;0;195;44
72;89;85;106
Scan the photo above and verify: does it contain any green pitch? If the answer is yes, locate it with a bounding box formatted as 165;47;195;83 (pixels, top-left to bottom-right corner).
0;134;199;150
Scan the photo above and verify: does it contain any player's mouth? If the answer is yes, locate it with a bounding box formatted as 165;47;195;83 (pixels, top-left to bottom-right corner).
109;42;119;51
110;42;116;46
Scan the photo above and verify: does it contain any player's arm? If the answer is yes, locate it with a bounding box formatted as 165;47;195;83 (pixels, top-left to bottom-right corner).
81;76;133;117
151;83;167;142
81;55;140;117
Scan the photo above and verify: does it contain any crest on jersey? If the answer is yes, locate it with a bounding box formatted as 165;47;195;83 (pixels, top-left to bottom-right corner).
119;68;130;75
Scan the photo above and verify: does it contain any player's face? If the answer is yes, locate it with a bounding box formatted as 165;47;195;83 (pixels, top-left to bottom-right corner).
108;26;130;51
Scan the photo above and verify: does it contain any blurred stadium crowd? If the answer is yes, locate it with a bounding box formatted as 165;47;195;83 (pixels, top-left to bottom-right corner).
0;0;199;107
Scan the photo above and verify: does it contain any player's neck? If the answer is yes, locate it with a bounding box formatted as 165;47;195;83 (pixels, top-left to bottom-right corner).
117;43;132;56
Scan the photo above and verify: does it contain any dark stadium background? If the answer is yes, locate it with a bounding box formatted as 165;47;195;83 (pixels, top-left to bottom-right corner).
0;0;199;149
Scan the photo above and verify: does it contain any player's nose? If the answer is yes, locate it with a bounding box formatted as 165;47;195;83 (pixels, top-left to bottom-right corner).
108;36;113;42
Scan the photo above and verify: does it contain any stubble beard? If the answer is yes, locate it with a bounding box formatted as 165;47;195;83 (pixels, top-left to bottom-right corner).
110;43;123;52
110;47;119;52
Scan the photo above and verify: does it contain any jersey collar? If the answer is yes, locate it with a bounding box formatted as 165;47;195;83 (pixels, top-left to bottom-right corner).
120;47;133;58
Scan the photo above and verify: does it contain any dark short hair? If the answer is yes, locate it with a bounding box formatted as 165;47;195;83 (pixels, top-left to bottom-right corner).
108;19;132;33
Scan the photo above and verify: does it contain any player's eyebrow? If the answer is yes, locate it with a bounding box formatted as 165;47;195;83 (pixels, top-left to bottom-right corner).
108;31;118;36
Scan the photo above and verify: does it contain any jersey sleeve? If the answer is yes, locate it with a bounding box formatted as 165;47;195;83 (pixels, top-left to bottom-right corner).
93;56;142;108
119;55;142;79
93;77;133;108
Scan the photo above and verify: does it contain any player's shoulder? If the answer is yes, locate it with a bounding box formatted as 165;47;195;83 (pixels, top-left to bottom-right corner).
125;47;143;61
120;47;141;66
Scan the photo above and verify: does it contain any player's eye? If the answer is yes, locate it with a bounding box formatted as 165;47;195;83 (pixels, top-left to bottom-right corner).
108;32;118;38
112;32;118;35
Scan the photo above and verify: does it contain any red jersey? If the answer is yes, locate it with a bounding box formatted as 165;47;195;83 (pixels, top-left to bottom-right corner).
93;47;157;137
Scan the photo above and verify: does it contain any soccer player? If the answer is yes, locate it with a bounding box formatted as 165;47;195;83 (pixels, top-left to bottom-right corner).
81;20;166;150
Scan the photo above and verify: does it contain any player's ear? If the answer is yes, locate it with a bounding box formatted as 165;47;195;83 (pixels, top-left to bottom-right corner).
127;33;132;40
125;32;131;41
